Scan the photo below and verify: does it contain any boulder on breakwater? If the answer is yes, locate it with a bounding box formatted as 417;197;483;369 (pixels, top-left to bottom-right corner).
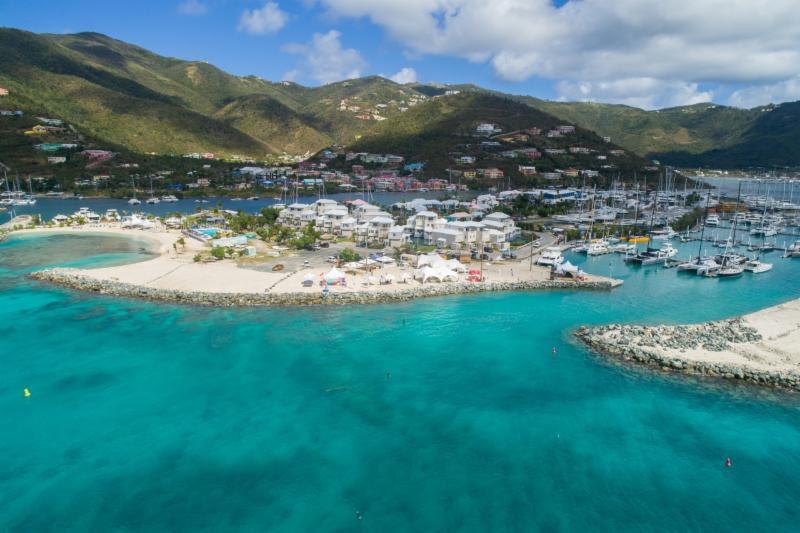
575;320;800;392
30;268;620;308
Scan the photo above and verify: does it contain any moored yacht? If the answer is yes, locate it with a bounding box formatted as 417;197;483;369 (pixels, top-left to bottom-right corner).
586;240;611;256
743;259;772;273
651;226;677;240
161;195;179;203
624;242;677;266
705;214;720;226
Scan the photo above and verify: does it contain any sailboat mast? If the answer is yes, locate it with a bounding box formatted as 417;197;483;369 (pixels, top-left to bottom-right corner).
696;189;712;264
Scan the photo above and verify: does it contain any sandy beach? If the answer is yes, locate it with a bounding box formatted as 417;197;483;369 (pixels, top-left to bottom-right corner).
18;226;621;304
577;299;800;390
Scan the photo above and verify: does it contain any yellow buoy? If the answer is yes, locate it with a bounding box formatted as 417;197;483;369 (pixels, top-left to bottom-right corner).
23;388;31;397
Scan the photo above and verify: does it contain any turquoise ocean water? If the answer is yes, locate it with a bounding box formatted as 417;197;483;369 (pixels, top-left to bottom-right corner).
2;233;800;532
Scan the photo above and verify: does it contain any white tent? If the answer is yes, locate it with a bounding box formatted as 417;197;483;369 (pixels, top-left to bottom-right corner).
415;266;459;283
556;261;583;278
302;274;315;287
416;253;465;272
323;268;346;284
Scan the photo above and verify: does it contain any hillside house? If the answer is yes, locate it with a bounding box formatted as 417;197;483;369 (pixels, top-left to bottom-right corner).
476;123;501;135
518;165;537;176
37;117;63;126
0;87;8;96
569;146;591;155
479;168;504;179
455;155;476;165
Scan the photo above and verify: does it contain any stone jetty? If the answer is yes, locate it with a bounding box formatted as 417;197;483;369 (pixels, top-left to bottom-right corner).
31;267;622;307
576;316;800;392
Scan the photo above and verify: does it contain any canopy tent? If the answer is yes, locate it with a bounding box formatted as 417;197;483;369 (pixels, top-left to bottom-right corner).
323;268;347;285
415;266;459;283
555;261;585;279
416;253;466;273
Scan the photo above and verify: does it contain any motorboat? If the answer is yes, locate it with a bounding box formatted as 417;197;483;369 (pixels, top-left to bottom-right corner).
128;198;141;205
750;224;779;237
571;241;589;254
161;195;179;202
609;243;636;254
743;259;773;273
705;214;720;226
651;227;677;240
624;242;677;266
586;240;611;256
146;197;161;204
536;247;564;267
716;264;745;277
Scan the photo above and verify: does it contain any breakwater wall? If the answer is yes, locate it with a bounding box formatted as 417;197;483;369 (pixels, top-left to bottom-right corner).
575;321;800;391
31;268;620;307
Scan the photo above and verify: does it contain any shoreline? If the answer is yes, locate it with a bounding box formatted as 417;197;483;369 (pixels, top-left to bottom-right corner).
575;300;800;392
17;226;623;306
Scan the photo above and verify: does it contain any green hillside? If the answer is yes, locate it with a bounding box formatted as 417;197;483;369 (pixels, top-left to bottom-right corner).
650;102;800;168
1;28;798;169
333;93;654;184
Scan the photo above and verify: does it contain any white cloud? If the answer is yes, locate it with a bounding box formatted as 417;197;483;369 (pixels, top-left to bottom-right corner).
284;30;366;85
390;67;417;84
557;78;713;110
317;0;800;107
177;0;207;15
729;76;800;109
238;2;289;35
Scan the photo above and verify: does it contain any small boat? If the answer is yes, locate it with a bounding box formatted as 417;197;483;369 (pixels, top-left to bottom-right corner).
247;196;260;201
706;214;720;226
161;195;179;203
624;242;677;266
651;227;677;240
743;259;772;273
536;247;564;267
145;197;160;204
128;198;141;205
716;265;744;277
586;240;611;256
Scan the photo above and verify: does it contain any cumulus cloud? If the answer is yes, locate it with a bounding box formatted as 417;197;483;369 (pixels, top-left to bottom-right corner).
557;78;713;110
284;30;366;85
729;76;800;109
390;67;417;84
177;0;207;15
317;0;800;107
238;2;289;34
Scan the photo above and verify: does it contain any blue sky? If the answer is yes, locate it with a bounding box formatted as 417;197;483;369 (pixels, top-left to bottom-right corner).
2;1;799;110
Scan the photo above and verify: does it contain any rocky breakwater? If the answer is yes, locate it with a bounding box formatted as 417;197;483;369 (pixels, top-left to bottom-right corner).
30;268;620;307
575;319;800;391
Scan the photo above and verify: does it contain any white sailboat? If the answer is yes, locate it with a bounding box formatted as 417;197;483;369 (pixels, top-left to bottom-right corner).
128;177;141;205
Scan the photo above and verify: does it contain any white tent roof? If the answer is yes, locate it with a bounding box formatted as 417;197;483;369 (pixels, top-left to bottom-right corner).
324;268;346;281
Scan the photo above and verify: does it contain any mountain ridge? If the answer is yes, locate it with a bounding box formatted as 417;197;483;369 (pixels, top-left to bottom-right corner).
1;28;797;169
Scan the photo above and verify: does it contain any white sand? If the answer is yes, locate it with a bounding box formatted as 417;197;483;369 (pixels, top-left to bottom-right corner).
21;226;614;296
655;301;800;373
